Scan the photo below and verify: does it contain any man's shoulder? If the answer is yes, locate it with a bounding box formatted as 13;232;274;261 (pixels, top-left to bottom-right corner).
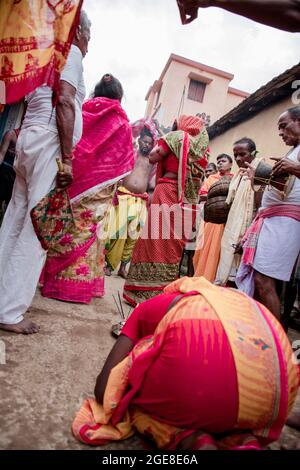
136;154;152;168
207;173;219;184
287;144;300;161
64;45;83;69
68;44;82;58
60;45;84;90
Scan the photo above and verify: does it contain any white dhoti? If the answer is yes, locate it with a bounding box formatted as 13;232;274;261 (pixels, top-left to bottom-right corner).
0;126;59;324
253;216;300;281
237;215;300;296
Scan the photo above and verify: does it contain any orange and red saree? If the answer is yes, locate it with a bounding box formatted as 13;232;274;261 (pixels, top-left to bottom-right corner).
73;277;299;450
0;0;82;104
193;172;233;282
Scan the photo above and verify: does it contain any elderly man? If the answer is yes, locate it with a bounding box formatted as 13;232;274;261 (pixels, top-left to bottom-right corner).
236;106;300;322
0;11;91;334
177;0;300;32
215;138;261;285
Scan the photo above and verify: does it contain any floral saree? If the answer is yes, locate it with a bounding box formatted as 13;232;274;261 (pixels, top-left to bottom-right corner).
41;185;115;303
41;97;134;303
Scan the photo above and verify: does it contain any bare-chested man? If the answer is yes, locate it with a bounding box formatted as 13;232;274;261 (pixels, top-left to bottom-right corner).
105;126;155;278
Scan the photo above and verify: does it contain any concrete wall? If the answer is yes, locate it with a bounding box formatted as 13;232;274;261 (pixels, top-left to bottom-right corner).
209;97;291;169
159;61;232;127
224;92;246;115
145;60;246;127
145;91;155;118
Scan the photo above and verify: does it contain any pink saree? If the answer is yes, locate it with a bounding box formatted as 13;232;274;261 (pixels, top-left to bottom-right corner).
41;97;134;303
69;97;134;201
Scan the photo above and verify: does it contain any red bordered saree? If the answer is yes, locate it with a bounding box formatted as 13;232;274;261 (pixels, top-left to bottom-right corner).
123;125;209;306
0;0;82;104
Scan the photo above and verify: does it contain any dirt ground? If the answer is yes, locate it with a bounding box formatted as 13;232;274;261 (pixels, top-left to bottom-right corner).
0;274;300;450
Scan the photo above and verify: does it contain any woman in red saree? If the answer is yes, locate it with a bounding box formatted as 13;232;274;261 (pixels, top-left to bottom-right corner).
123;115;209;306
41;75;134;303
73;277;299;450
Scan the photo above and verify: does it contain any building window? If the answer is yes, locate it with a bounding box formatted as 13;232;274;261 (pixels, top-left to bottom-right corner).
188;79;206;103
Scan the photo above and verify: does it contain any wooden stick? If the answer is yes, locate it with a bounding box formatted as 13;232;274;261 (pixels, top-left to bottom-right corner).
126;307;132;320
118;291;125;319
112;294;123;319
56;158;64;172
254;176;286;188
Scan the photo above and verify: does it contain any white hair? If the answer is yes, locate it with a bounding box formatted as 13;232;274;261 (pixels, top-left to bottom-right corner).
80;10;91;31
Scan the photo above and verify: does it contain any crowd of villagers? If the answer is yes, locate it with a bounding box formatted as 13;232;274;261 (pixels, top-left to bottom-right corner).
0;0;300;452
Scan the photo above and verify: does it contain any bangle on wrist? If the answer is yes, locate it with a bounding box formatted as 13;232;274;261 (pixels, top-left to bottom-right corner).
62;153;73;162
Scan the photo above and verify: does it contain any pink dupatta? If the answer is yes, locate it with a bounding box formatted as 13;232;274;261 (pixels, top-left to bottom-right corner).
69;97;134;200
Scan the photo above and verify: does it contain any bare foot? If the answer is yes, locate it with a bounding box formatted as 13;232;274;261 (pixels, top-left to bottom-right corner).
286;411;300;431
0;318;39;335
118;264;128;279
281;412;300;449
104;266;112;276
178;430;217;450
281;439;300;450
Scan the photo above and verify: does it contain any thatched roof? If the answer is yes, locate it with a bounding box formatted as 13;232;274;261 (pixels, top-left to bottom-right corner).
208;63;300;139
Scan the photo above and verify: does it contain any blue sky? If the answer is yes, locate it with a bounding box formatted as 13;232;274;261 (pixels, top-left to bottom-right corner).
83;0;300;121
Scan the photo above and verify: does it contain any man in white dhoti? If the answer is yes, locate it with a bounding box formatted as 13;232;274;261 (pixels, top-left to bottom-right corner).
236;106;300;321
0;11;91;334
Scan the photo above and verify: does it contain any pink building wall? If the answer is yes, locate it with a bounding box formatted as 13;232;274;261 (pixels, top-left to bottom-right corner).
145;54;249;128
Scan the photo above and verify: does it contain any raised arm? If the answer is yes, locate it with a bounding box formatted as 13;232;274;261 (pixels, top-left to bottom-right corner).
180;0;300;32
149;142;170;164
